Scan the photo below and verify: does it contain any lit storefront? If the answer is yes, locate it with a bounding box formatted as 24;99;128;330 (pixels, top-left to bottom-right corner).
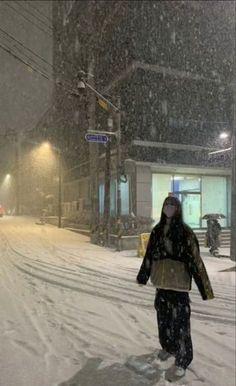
152;172;231;228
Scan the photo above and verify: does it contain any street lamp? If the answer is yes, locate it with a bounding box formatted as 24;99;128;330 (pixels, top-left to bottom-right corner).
13;135;63;227
219;132;229;140
28;141;62;228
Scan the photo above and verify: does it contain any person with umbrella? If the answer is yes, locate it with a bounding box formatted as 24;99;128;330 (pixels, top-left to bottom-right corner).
203;214;224;256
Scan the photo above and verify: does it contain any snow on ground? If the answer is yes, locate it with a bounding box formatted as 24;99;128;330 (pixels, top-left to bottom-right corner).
0;217;235;386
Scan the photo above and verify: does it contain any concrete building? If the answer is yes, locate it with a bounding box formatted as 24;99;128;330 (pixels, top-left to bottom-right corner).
38;1;234;230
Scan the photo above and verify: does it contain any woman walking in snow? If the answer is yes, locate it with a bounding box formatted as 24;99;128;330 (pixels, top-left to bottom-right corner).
136;196;214;382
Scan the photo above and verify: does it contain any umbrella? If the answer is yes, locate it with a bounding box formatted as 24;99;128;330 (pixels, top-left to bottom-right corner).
202;213;226;220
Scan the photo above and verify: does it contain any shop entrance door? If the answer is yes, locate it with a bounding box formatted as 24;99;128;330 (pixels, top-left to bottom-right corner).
181;193;201;228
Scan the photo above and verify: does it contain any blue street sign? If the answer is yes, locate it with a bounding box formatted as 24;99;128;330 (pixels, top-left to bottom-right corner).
85;133;108;143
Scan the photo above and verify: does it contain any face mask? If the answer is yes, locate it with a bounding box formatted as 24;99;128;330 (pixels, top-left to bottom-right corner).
163;205;176;218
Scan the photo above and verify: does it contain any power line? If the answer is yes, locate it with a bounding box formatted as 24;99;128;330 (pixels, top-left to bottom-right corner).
13;1;52;31
26;0;52;23
0;33;51;75
0;30;85;93
0;39;78;93
0;14;84;92
3;2;53;38
0;26;53;69
0;35;75;89
0;42;51;80
0;34;105;101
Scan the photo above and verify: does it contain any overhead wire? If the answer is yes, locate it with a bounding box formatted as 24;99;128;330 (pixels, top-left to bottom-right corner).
25;0;52;23
0;36;76;92
0;42;51;80
0;4;54;149
0;33;52;76
0;4;87;92
0;2;53;81
0;33;113;118
0;26;53;69
13;1;53;31
0;8;87;93
3;2;53;38
0;34;77;91
0;35;79;95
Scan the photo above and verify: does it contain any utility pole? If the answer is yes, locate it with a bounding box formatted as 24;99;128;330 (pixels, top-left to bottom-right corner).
231;132;236;261
230;3;235;261
230;78;236;261
104;139;111;245
58;150;62;228
103;116;112;245
87;58;99;239
15;131;21;215
116;97;122;251
78;75;122;250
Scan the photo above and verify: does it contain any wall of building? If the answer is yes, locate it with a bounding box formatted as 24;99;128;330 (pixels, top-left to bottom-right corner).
48;1;234;226
136;165;152;218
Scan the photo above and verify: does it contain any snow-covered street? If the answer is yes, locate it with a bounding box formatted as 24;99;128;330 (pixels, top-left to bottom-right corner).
0;217;235;386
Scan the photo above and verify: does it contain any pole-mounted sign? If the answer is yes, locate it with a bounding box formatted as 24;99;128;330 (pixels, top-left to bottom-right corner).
85;133;108;143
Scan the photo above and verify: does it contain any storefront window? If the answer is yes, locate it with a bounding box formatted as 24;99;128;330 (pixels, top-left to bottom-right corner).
201;176;227;227
227;178;231;226
121;179;129;215
99;178;129;216
99;183;104;215
152;173;229;229
181;193;201;228
173;175;201;228
173;175;200;193
152;174;172;222
110;179;117;216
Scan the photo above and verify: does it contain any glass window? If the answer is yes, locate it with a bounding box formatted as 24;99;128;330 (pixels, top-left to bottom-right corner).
110;178;117;216
227;178;231;226
99;183;104;215
121;179;129;215
173;175;201;228
181;193;201;228
201;176;227;227
100;178;129;217
173;175;200;193
152;173;172;222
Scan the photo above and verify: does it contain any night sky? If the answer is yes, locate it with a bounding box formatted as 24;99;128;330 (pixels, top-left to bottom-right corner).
0;0;52;171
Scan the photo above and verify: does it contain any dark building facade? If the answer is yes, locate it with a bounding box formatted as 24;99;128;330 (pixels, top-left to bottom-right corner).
43;0;234;229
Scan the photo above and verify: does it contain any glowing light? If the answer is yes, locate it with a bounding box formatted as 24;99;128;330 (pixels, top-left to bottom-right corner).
219;132;229;139
1;173;12;189
41;141;51;149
